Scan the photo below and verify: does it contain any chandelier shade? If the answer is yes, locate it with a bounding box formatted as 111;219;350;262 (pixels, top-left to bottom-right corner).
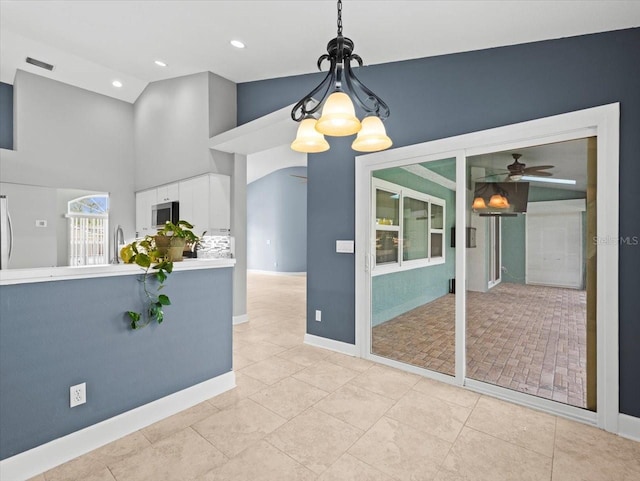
290;0;391;153
291;117;330;153
471;196;487;210
352;115;392;152
315;92;362;136
488;194;510;208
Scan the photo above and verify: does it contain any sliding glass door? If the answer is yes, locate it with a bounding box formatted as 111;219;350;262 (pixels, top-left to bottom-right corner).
369;158;457;377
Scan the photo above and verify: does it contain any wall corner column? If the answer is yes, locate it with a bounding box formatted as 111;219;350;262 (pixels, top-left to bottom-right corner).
231;153;247;322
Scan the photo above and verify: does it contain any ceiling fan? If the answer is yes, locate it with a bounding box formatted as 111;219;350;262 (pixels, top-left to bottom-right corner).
478;153;554;182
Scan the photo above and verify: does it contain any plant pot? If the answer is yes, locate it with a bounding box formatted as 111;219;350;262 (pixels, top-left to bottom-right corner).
154;235;186;262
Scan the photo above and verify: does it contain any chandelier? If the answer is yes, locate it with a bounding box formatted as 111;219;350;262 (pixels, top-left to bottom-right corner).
290;0;392;154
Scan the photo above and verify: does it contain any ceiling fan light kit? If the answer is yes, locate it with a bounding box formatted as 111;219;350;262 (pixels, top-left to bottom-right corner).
290;0;392;154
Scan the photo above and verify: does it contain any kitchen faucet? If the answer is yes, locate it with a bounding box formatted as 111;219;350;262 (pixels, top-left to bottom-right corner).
112;225;124;264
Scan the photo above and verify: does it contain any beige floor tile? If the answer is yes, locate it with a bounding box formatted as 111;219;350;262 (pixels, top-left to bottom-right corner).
318;453;394;481
325;351;375;372
142;401;220;443
233;339;287;362
207;371;268;410
466;396;556;457
386;389;471;443
292;359;359;392
108;427;226;481
91;431;151;466
267;407;363;474
276;344;332;367
192;398;287;457
250;376;329;419
198;440;316;481
43;451;105;481
27;475;46;481
350;364;420;400
240;356;305;385
314;383;395;431
348;416;451;481
232;352;254;370
413;377;480;408
44;432;150;481
75;467;117;481
552;418;640;481
434;427;552;481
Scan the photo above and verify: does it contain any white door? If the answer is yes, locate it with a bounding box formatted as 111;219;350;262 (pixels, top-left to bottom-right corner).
526;210;583;289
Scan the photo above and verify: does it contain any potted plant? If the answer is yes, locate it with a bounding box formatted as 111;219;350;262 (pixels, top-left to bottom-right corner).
154;220;201;261
120;220;200;329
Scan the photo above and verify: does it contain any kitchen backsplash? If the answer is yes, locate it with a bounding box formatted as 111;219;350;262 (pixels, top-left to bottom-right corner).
197;235;233;259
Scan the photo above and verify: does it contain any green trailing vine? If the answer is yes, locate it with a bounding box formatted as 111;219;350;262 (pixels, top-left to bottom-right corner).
120;221;200;330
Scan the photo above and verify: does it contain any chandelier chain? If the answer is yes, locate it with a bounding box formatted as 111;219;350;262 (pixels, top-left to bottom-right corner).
337;0;343;36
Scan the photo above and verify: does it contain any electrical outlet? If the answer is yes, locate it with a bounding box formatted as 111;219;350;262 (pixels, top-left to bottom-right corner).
315;310;322;322
70;382;86;408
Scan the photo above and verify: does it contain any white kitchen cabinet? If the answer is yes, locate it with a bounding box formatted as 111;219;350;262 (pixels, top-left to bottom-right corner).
137;174;230;238
179;175;210;235
178;174;230;235
135;189;157;236
209;174;231;233
156;183;179;203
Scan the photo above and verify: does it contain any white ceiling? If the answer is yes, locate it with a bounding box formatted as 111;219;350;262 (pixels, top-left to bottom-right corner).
1;1;639;103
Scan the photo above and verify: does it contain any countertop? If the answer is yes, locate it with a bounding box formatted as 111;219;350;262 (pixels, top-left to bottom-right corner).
0;258;236;285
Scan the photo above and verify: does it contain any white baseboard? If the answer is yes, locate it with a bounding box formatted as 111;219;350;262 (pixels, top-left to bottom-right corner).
233;314;249;325
304;333;358;356
247;269;306;276
0;371;236;481
618;413;640;442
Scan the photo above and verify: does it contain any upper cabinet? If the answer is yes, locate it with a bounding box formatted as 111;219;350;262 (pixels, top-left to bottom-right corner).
180;174;231;234
135;188;157;236
136;174;230;238
156;183;179;203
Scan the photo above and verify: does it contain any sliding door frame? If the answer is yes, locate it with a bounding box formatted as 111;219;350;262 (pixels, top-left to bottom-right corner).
354;103;619;433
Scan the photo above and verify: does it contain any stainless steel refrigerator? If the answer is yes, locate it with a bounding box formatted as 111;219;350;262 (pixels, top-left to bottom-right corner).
0;195;13;269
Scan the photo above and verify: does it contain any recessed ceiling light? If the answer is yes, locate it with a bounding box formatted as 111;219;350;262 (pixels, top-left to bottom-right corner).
230;39;246;49
154;60;167;67
112;80;123;88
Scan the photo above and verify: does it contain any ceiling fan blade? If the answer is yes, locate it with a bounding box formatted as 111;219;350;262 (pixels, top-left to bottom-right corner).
524;165;554;172
524;171;553;177
474;171;509;180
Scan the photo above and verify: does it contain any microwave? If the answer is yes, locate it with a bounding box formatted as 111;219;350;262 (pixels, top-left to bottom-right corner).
152;201;179;229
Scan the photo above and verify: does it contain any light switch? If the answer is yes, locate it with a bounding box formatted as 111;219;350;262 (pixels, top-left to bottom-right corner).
336;240;354;253
35;220;47;227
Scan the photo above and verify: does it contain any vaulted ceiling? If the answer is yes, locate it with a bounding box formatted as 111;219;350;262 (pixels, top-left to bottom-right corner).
1;1;639;103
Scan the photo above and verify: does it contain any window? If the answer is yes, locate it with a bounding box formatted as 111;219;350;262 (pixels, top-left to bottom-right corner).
67;194;109;266
373;178;445;274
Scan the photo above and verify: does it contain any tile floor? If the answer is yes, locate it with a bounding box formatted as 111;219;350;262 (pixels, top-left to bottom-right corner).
373;282;588;408
33;273;638;481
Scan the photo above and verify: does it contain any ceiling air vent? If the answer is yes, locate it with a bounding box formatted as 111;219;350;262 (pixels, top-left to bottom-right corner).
25;57;55;71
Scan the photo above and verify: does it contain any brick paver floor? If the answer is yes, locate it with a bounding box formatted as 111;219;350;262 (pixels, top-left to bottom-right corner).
372;282;588;408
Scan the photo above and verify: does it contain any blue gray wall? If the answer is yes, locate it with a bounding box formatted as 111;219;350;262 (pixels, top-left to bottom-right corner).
0;82;12;150
0;267;233;460
371;163;456;325
501;187;586;284
247;166;307;273
237;28;640;418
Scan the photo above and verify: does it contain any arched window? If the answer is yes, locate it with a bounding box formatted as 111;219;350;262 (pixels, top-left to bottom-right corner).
67;194;109;266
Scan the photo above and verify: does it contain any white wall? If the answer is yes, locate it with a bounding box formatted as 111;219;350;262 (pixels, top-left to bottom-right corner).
134;72;236;190
0;70;136;250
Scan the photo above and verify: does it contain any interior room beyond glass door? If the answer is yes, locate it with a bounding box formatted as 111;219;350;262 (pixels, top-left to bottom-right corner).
370;158;456;376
